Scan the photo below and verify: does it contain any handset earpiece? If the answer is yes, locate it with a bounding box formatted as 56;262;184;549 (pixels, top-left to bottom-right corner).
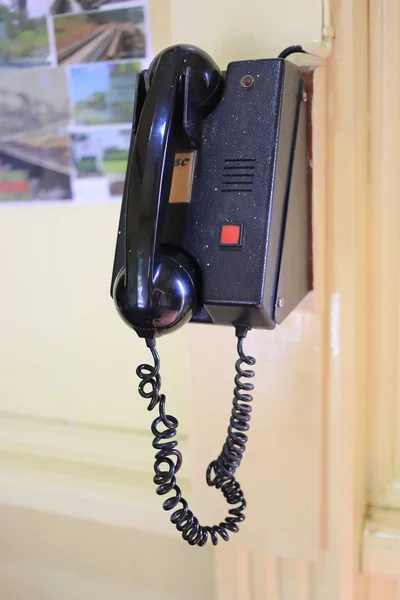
113;44;224;338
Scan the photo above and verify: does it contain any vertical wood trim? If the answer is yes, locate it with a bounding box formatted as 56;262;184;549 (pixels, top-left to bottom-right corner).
367;575;398;600
361;0;400;584
312;63;329;551
382;0;400;477
214;548;250;600
322;0;369;596
367;0;400;499
235;551;252;600
250;553;279;600
265;556;280;600
298;560;314;600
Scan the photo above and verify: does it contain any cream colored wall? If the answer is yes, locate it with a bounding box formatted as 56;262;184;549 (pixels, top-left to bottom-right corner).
0;0;186;434
169;0;322;66
0;504;216;600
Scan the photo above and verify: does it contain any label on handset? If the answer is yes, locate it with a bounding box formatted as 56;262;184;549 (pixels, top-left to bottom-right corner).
169;152;196;203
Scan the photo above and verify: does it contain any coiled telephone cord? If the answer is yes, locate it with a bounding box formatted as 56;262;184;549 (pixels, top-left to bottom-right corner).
135;325;256;546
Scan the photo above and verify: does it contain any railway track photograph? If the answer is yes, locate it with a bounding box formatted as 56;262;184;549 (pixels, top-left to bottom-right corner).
0;136;72;201
0;66;70;140
54;6;146;65
51;0;136;16
69;61;140;125
0;0;51;69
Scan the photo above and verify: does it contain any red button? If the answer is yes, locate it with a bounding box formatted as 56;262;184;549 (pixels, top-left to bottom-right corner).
220;224;242;246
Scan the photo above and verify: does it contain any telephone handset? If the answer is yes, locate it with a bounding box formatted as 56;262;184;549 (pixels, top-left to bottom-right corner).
111;44;310;545
112;46;223;338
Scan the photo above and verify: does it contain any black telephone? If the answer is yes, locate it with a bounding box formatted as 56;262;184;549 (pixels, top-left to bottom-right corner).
111;44;310;546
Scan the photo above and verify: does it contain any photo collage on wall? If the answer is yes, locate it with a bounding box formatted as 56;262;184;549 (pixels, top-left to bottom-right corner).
0;0;152;203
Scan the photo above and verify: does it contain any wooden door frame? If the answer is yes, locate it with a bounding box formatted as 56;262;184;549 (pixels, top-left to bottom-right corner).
362;0;400;581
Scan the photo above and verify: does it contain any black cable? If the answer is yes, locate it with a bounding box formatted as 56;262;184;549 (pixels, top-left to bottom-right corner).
135;325;256;546
279;45;307;59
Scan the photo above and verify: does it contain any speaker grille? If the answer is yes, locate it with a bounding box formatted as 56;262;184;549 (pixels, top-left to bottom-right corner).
221;158;255;193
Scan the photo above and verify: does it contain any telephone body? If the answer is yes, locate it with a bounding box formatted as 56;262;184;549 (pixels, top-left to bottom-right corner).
110;45;310;546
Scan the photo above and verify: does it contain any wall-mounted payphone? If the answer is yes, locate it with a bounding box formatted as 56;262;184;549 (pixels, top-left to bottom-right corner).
111;44;310;546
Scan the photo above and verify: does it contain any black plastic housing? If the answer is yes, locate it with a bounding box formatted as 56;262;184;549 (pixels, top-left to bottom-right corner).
111;57;310;331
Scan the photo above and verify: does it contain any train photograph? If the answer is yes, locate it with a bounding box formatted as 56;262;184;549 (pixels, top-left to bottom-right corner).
53;6;146;65
0;66;70;140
